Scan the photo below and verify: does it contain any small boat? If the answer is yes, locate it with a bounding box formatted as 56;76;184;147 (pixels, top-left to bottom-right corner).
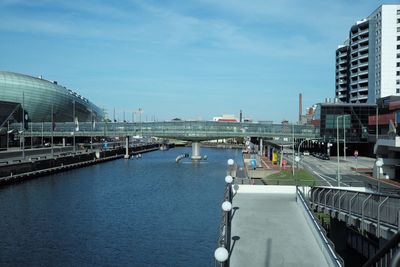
160;144;169;151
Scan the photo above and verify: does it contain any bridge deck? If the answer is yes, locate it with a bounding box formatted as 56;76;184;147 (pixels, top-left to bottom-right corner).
229;185;333;267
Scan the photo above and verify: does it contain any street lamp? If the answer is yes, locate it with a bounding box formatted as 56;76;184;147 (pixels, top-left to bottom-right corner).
376;158;383;193
336;115;343;187
295;155;300;169
295;138;313;170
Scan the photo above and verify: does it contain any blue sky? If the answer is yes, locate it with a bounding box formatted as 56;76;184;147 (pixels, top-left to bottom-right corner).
0;0;394;122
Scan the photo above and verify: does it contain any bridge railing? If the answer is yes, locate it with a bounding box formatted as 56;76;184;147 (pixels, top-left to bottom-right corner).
310;187;400;230
11;121;319;139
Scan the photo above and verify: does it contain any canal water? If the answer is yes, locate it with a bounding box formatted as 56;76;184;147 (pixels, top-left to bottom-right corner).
0;147;242;267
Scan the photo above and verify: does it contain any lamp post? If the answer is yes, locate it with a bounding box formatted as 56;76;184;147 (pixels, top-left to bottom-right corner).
21;92;25;159
73;100;76;153
376;158;383;193
295;138;312;170
336;115;343;187
6;121;9;150
343;115;347;161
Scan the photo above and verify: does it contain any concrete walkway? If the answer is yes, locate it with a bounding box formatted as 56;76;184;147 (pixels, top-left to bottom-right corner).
229;185;332;267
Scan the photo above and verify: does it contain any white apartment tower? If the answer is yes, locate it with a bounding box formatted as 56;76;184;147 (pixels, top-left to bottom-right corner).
335;4;400;103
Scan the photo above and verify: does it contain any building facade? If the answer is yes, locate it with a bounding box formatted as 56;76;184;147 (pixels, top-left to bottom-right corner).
0;71;104;125
312;102;377;156
335;4;400;104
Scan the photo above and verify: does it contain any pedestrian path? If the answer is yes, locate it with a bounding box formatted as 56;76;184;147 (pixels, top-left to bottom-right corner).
229;185;339;267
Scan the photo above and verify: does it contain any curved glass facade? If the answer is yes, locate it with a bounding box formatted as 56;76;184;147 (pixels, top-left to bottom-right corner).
0;71;104;122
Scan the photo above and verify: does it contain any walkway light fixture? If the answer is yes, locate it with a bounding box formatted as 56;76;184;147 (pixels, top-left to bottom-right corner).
376;158;383;193
225;175;233;184
214;247;229;262
222;201;232;212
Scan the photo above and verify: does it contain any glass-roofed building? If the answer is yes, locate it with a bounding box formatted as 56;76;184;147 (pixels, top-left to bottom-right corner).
0;71;104;126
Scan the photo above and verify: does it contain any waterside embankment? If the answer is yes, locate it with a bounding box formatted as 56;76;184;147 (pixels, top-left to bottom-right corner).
0;143;162;186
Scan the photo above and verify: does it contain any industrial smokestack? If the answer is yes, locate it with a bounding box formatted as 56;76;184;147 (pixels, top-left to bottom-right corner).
299;93;302;123
240;110;243;123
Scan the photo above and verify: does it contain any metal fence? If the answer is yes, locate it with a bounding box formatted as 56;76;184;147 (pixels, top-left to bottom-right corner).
310;187;400;231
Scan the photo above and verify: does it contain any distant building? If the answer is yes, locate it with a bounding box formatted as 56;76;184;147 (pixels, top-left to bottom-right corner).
299;105;316;125
212;114;238;122
335;4;400;104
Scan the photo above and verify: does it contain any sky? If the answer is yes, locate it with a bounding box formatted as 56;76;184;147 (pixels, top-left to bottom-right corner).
0;0;395;122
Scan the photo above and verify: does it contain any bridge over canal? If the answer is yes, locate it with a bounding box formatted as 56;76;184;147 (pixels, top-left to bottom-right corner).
9;121;319;159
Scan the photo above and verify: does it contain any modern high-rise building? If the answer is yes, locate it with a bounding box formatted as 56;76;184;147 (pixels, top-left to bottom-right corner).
335;4;400;104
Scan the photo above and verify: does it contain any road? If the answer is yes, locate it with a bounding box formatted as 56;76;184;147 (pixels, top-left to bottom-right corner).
284;150;400;195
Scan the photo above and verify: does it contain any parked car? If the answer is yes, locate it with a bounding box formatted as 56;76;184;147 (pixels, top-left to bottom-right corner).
303;151;310;156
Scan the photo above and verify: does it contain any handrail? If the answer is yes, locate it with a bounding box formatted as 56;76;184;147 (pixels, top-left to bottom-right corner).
339;191;346;213
325;189;332;207
349;192;359;218
332;190;340;210
361;194;373;232
377;196;389;237
361;231;400;267
311;187;400;231
314;186;400;200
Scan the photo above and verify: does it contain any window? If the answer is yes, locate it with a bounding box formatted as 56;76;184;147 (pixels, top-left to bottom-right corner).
398;27;400;32
398;10;400;15
398;71;400;76
398;63;400;67
397;89;400;94
398;19;400;24
398;36;400;41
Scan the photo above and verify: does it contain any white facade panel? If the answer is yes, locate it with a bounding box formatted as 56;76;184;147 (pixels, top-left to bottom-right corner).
380;5;399;98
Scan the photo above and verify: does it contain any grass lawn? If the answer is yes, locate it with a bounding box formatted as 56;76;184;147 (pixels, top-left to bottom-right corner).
262;169;316;186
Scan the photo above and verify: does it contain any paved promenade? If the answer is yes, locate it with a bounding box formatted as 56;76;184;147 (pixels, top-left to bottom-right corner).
229;185;332;267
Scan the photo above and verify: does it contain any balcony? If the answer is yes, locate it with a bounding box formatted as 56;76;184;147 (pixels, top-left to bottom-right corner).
358;70;368;76
359;28;369;35
358;53;368;60
358;95;368;100
358;45;368;52
350;80;359;86
359;61;369;68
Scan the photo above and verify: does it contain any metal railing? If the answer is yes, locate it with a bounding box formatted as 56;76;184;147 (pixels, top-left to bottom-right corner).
310;187;400;232
215;184;232;267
